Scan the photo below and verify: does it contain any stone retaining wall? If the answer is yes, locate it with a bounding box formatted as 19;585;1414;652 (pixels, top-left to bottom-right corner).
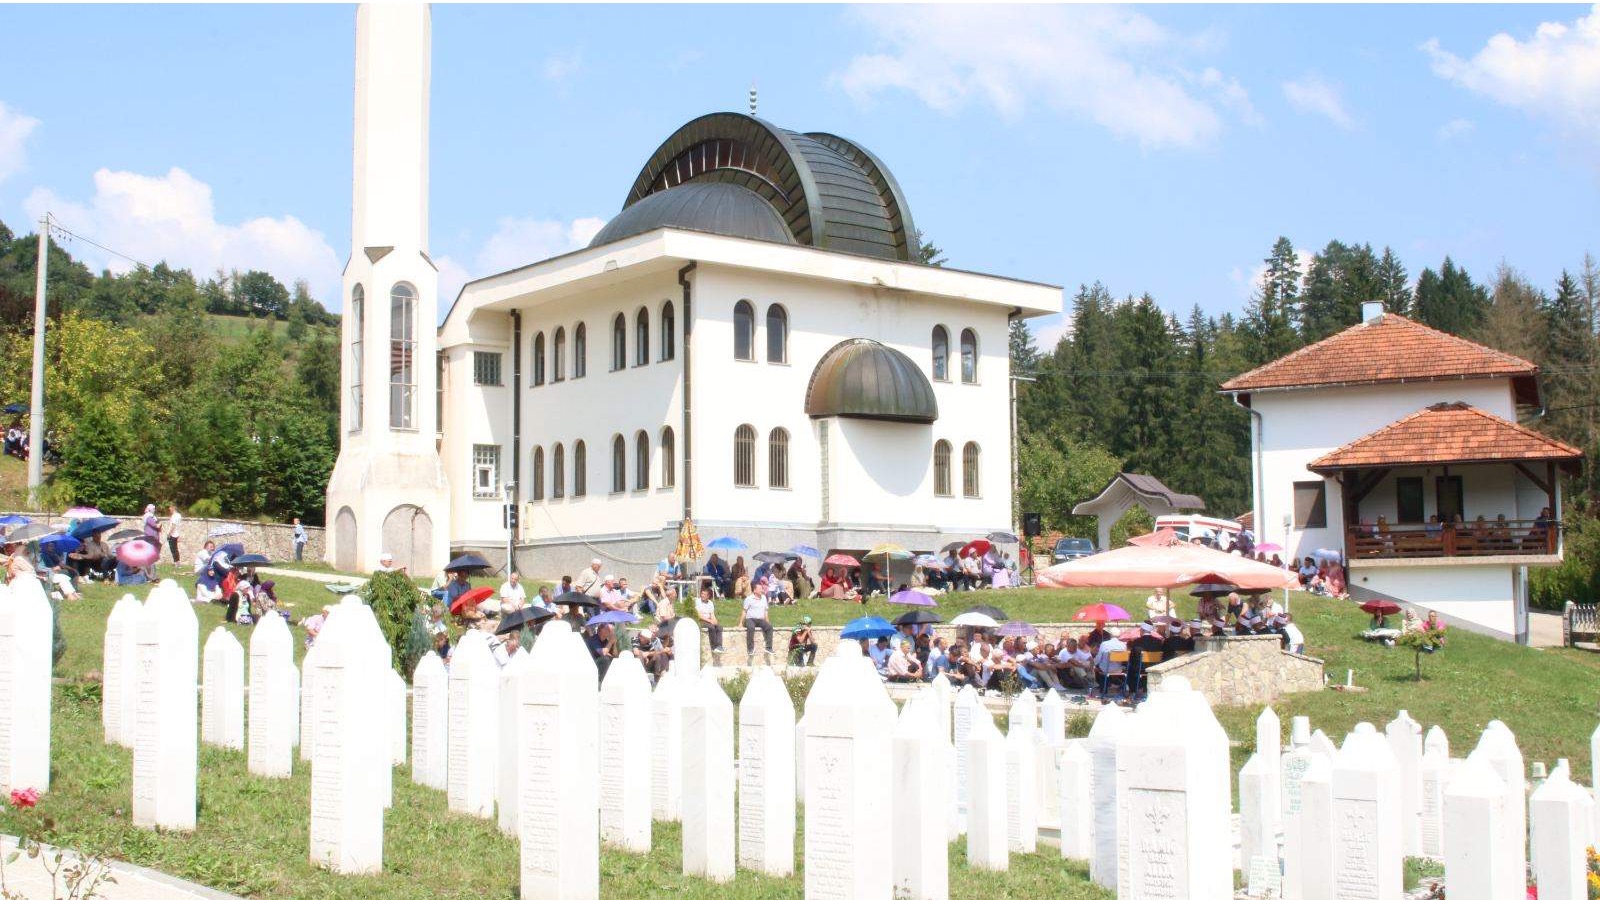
0;512;324;565
1146;633;1324;707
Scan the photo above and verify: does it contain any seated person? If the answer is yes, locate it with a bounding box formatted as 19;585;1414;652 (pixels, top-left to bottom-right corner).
1081;621;1111;654
633;625;672;679
867;637;894;674
704;553;731;597
1056;637;1096;689
788;617;818;667
1092;630;1128;698
884;643;923;682
817;567;858;601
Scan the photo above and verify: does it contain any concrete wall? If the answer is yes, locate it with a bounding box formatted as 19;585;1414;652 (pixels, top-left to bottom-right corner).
1146;634;1324;707
2;513;324;564
1348;561;1520;638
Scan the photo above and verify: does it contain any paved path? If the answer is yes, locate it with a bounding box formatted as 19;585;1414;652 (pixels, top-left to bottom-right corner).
1529;609;1564;648
1;836;240;900
255;566;365;586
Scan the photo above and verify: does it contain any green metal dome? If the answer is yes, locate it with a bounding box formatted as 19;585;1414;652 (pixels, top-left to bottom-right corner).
805;339;938;424
587;182;796;249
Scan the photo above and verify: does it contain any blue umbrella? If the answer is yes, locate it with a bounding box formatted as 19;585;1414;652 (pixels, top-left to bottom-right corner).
2;403;27;415
587;609;639;627
0;515;30;527
840;615;898;641
913;554;946;569
706;536;749;553
69;516;119;539
38;533;81;555
218;542;246;558
790;545;821;559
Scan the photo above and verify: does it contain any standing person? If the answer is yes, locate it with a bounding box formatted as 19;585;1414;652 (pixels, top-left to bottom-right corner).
142;503;161;550
166;505;183;564
292;517;308;563
739;584;774;664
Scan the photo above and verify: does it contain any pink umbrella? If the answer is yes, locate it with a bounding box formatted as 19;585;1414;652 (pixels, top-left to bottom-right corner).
62;506;102;519
1036;542;1300;591
116;539;159;568
1256;542;1284;554
1074;603;1131;622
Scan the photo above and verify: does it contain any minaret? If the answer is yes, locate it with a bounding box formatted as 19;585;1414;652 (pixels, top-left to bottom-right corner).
325;3;450;577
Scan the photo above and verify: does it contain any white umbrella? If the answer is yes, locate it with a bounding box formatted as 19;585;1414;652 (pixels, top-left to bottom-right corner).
949;611;999;628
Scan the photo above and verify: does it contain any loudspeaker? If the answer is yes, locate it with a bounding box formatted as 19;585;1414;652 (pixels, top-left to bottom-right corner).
1022;512;1042;537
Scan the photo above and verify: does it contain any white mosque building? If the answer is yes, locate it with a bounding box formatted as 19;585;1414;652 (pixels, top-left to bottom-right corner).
326;5;1061;578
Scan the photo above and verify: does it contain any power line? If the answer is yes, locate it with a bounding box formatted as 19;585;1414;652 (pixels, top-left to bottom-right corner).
43;217;152;271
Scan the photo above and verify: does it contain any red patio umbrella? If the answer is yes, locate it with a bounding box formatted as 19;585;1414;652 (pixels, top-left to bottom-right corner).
1127;528;1182;547
824;553;861;568
960;539;993;558
450;586;495;616
1036;542;1300;591
1074;603;1131;622
1359;600;1401;616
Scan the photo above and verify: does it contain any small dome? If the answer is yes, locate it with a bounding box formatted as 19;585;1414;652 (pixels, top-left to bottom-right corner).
588;182;796;249
805;339;938;424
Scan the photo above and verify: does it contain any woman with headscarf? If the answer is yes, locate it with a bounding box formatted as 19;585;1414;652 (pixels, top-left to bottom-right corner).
787;559;815;601
730;556;750;599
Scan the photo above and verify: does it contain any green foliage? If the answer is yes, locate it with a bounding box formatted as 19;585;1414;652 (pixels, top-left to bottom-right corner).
719;671;750;706
362;570;424;673
59;402;146;513
50;596;66;669
1532;511;1600;609
1396;627;1446;681
781;672;815;712
401;611;432;681
190;498;222;518
1017;427;1120;535
1109;506;1155;547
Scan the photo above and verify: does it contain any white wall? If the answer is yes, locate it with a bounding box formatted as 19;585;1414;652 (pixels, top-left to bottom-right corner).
1350;563;1517;637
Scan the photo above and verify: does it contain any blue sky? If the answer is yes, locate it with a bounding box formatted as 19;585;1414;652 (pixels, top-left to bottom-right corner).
2;4;1597;344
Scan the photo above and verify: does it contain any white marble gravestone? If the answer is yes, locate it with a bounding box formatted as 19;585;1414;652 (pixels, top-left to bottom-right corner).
447;629;499;818
132;580;198;831
0;577;51;795
1443;754;1512;900
672;617;701;679
410;651;448;790
1005;714;1037;854
1419;735;1449;859
1058;739;1092;861
299;641;320;762
891;693;947;900
201;627;245;750
1116;677;1232;900
599;653;652;852
738;667;794;876
1310;728;1338;762
1239;752;1279;896
1008;691;1037;735
803;641;893;899
1385;710;1423;856
1296;754;1335;900
1036;731;1060;832
517;622;599;900
386;667;406;767
951;685;982;835
1530;765;1592;900
1425;725;1449;759
497;649;532;836
1086;702;1127;889
1256;706;1283;830
1472;720;1527;888
102;594;141;748
307;597;390;874
681;671;734;882
651;669;684;822
1281;716;1323;900
966;704;1009;871
793;713;807;803
1330;723;1402;900
248;611;296;778
1039;689;1065;743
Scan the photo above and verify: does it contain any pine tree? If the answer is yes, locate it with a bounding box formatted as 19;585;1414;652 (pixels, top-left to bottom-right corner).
1009;318;1039;376
1376;246;1412;316
1543;269;1598;494
1242;238;1301;365
1416;257;1490;335
60;403;146;513
1476;264;1546;362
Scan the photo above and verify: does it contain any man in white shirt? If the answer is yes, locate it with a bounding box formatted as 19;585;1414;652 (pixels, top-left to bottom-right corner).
885;643;922;682
740;589;774;661
376;552;398;573
1056;637;1095;689
600;576;629;612
573;559;603;597
1280;613;1306;654
498;571;527;614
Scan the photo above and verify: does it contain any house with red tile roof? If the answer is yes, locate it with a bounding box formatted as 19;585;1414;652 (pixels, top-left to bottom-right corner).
1222;301;1582;642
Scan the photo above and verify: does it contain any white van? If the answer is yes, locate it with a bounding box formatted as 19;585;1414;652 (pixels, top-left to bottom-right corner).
1154;514;1245;544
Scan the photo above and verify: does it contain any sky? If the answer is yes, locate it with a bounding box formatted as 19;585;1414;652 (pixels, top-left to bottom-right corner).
2;3;1598;346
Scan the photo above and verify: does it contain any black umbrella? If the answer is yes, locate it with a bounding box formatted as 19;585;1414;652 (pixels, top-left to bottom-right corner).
232;553;270;566
107;528;143;542
753;550;795;565
893;609;943;626
1187;582;1238;597
5;523;52;543
986;531;1020;544
444;553;492;573
962;604;1009;621
554;590;599;609
496;605;556;635
939;540;966;555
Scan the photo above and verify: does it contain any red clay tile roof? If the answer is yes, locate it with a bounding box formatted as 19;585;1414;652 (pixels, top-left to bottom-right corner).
1307;402;1582;472
1220;313;1538;393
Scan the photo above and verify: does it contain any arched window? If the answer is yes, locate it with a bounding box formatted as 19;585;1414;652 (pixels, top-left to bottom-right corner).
348;284;364;433
933;440;952;497
931;326;950;382
768;427;789;489
612;314;626;371
552;444;565;499
553;327;566;382
962;442;981;497
574;323;587;378
532;446;545;501
766;304;788;364
573;440;586;497
734;300;755;361
960;328;978;384
634;430;650;490
660;426;676;488
635;307;650;366
734;425;756;487
388;282;416;430
611;434;626;493
532;332;546;386
660;301;676;361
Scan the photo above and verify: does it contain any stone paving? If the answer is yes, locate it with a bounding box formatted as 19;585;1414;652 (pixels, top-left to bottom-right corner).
0;837;241;900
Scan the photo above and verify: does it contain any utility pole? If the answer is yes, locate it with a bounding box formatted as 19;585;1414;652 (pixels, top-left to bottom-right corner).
27;213;49;509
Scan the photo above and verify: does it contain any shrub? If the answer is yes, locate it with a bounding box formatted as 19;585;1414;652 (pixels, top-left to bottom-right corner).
719;672;750;706
362;569;424;674
190;498;222;518
50;597;65;669
1532;511;1600;610
401;611;432;680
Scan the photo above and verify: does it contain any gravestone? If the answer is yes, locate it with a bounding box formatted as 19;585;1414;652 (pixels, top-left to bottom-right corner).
651;669;684;822
599;653;652;852
681;671;734;882
1005;713;1037;854
1419;735;1449;858
1530;764;1592;900
1281;716;1321;900
132;580;198;831
102;594;141;748
1443;754;1512;900
498;650;532;836
929;672;953;743
1039;689;1065;743
793;714;807;802
1058;739;1092;861
1472;720;1527;888
1425;725;1449;759
1310;728;1338;761
1239;752;1279;896
201;627;245;750
1086;702;1128;889
0;577;51;794
1256;706;1283;830
1296;754;1335;900
737;667;794;876
300;641;320;762
673;617;701;680
1008;691;1037;735
1036;731;1060;832
965;698;1008;871
891;693;947;900
386;667;406;766
410;651;448;790
951;685;982;835
308;597;390;874
1385;710;1423;856
447;629;499;818
1330;723;1402;900
803;641;892;899
1115;677;1232;899
517;621;599;900
248;612;296;777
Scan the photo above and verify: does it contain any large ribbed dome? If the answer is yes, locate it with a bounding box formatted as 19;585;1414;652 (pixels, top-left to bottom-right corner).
587;182;796;249
805;339;938;424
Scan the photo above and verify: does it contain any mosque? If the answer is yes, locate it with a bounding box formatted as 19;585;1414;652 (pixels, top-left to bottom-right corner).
325;5;1062;578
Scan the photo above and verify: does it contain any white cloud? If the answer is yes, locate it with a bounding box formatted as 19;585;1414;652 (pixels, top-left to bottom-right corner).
0;101;40;184
1282;75;1355;129
1437;118;1476;141
1028;314;1073;351
436;215;607;308
23;166;340;302
542;51;583;82
1422;6;1600;140
833;5;1255;149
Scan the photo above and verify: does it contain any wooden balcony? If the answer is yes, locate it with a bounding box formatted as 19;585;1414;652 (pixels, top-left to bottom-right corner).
1346;520;1558;560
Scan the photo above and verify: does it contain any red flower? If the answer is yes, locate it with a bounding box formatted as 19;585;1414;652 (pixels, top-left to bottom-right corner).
1527;886;1538;900
8;788;39;809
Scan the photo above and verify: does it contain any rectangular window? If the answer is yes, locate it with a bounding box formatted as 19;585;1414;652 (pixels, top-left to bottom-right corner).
1293;481;1327;528
1395;476;1424;524
1436;475;1464;523
473;444;501;498
473;351;503;386
389;288;416;430
349;295;363;433
435;352;445;436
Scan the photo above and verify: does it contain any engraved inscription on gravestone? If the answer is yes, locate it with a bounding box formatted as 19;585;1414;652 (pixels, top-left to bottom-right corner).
1127;787;1188;900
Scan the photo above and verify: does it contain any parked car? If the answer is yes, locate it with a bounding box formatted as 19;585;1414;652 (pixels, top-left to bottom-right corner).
1051;537;1097;565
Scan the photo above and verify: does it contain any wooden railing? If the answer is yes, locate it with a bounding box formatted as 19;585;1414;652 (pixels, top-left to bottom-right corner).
1346;519;1558;560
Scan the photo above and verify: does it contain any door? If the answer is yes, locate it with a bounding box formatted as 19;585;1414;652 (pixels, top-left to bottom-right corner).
1435;476;1464;523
